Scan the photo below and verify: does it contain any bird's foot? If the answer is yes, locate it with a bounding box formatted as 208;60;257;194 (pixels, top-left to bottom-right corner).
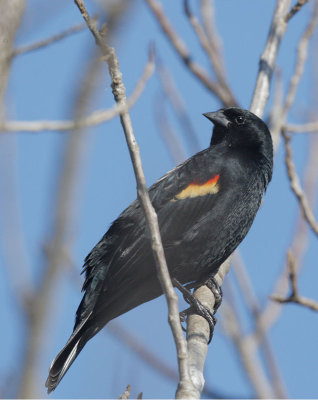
173;278;216;343
205;276;223;313
185;276;223;312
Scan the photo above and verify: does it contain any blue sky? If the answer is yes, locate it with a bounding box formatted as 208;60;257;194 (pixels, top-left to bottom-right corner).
0;0;317;398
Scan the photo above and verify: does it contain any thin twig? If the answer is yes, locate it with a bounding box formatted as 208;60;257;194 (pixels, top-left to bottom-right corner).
0;54;154;133
285;121;318;132
260;134;318;331
10;19;95;59
283;4;318;116
107;321;226;399
145;0;237;107
18;50;101;399
266;3;317;148
271;250;318;311
220;295;274;398
272;292;318;310
74;1;197;397
250;0;291;116
231;252;287;398
184;0;236;105
200;0;224;65
285;0;310;22
282;130;318;236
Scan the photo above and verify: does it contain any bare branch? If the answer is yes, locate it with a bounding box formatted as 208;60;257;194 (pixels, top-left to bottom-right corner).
108;321;179;382
231;252;287;398
285;121;318;132
221;293;275;398
271;250;318;311
0;0;25;115
0;137;34;309
250;0;291;117
272;292;318;310
176;2;295;394
285;0;310;22
18;51;101;398
260;134;318;331
74;1;196;397
200;0;224;63
10;19;95;58
185;259;230;397
275;294;318;310
283;4;318;116
0;54;154;133
184;0;236;105
282;130;318;236
145;0;237;107
266;2;317;151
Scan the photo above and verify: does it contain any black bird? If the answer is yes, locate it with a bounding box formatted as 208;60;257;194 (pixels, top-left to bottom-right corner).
46;107;273;393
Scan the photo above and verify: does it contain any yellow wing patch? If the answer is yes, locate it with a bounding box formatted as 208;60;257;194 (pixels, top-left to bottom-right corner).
173;174;220;200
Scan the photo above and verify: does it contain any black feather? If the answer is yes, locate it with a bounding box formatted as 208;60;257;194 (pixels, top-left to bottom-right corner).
46;108;273;392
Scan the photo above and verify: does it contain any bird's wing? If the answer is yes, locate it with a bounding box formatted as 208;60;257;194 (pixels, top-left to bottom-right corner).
85;146;226;277
149;148;225;243
77;147;227;321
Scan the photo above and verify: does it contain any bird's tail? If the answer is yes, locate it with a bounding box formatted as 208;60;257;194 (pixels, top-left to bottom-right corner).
45;314;93;394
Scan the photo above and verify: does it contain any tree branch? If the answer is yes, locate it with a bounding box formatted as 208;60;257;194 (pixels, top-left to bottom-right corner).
285;0;310;22
10;19;96;59
185;259;231;396
285;121;318;132
74;1;197;397
18;49;101;399
231;252;287;398
220;295;275;398
0;54;154;133
184;0;237;106
283;3;318;116
145;0;237;107
271;250;318;311
260;134;318;332
282;130;318;236
250;0;291;116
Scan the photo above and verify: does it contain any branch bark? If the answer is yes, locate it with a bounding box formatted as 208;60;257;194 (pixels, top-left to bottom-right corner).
282;130;318;236
18;50;101;399
74;1;197;397
10;19;95;59
0;54;154;133
185;1;292;396
145;0;238;107
250;0;291;116
271;250;318;310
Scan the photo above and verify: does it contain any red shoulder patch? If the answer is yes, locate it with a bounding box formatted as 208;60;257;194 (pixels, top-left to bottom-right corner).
174;174;220;200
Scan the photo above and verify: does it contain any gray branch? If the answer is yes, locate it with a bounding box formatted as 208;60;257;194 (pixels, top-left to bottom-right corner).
74;1;197;397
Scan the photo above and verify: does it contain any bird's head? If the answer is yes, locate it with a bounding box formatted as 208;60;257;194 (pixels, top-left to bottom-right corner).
203;107;272;156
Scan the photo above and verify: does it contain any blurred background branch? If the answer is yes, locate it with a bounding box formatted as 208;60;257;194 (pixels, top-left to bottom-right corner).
1;0;318;398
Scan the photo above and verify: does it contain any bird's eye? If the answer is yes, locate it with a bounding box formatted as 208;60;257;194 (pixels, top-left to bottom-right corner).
235;116;244;125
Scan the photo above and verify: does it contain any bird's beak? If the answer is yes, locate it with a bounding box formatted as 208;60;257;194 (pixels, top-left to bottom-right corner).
203;110;230;128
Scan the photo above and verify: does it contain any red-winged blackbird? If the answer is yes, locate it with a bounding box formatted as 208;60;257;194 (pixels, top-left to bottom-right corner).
46;107;273;393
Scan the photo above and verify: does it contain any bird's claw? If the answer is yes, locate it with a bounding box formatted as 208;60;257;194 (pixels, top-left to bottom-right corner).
205;276;223;313
173;278;217;343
